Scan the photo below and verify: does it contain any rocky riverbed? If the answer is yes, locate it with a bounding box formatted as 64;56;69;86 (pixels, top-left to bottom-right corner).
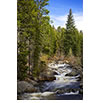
17;61;83;100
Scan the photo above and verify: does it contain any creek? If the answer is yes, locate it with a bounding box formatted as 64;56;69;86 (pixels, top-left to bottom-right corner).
19;61;83;100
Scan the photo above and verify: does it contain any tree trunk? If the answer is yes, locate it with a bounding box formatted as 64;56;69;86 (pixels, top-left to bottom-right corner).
28;38;31;75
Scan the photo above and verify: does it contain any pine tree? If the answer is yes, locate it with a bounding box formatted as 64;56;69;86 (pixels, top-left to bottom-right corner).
64;9;82;57
56;26;65;57
17;0;38;79
32;0;49;76
17;0;50;78
79;30;83;65
64;9;75;55
66;9;75;31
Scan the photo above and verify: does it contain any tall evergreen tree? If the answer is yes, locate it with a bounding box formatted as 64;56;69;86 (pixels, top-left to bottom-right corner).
17;0;36;80
56;26;65;56
64;9;75;55
32;0;49;76
79;30;83;64
66;9;75;31
64;9;82;57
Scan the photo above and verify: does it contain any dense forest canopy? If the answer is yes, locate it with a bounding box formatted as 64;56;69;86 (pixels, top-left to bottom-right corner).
17;0;83;80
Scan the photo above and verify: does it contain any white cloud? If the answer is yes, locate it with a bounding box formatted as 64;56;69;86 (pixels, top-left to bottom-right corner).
50;13;83;31
74;13;83;31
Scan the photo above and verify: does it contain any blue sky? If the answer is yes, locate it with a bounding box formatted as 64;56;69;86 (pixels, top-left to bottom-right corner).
46;0;83;30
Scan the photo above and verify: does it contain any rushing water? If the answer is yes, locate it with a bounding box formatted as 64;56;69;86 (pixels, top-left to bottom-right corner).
19;62;83;100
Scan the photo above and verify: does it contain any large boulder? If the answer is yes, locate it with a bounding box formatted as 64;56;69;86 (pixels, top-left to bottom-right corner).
25;78;38;86
17;81;38;94
65;69;79;76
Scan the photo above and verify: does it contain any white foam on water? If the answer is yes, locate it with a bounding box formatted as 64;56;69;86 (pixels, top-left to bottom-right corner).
57;91;79;96
48;63;68;69
43;76;77;91
64;91;79;95
23;92;54;100
44;62;78;91
41;92;54;96
28;92;54;97
29;96;40;100
20;61;81;100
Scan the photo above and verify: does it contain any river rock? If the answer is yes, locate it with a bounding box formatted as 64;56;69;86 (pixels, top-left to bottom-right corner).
53;71;59;75
17;81;38;94
38;70;56;81
79;89;83;94
65;69;79;76
55;88;79;94
25;78;38;86
38;75;56;81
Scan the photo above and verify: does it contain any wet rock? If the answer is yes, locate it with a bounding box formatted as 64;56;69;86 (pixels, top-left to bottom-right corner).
65;69;79;76
72;65;83;74
17;81;38;94
78;82;83;94
38;70;56;81
53;71;59;75
79;82;83;88
25;78;39;86
55;88;79;94
77;76;82;81
38;75;56;81
79;89;83;94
